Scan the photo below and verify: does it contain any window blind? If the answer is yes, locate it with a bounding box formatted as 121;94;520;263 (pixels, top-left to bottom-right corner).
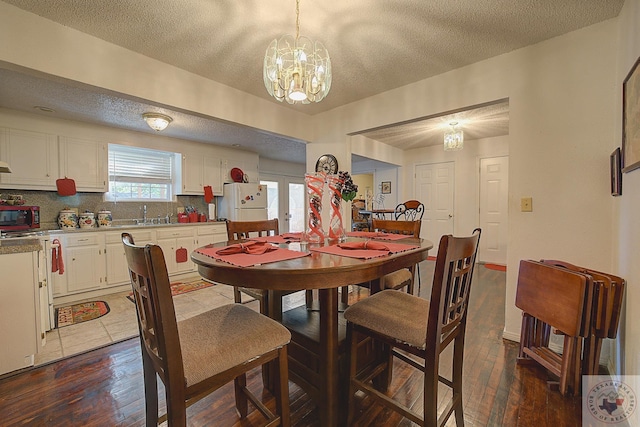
108;144;173;183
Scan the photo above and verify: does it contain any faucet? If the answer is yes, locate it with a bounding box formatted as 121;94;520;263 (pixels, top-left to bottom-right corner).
142;204;147;224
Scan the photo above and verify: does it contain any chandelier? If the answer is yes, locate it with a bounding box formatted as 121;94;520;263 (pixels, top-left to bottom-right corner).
142;113;173;131
263;0;331;104
444;121;464;151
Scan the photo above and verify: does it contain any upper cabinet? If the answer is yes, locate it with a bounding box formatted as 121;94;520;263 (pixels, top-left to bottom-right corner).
0;127;58;189
178;154;223;196
0;127;108;192
58;136;108;192
222;158;259;184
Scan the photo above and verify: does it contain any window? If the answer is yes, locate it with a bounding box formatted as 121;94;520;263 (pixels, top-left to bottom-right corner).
106;144;175;202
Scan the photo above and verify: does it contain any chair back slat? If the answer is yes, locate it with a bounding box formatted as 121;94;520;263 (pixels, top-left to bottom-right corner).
427;228;481;350
226;219;279;240
122;233;184;386
394;200;424;221
371;219;421;237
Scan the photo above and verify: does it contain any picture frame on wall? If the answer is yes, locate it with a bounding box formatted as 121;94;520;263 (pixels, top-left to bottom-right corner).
622;56;640;173
381;181;391;194
611;147;622;196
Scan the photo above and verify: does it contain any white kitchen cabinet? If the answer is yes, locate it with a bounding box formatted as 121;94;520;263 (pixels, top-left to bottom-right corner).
196;223;227;246
58;136;108;192
0;251;39;375
105;229;155;286
179;154;223;196
156;227;196;275
222;158;259;184
0;127;58;189
51;233;106;296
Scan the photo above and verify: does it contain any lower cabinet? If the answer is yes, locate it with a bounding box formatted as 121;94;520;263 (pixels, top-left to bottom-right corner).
105;229;155;286
52;233;106;296
51;223;227;303
156;228;196;276
0;251;39;375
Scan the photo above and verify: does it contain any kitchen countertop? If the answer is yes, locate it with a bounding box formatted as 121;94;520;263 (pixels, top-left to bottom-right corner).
46;221;227;235
0;238;42;255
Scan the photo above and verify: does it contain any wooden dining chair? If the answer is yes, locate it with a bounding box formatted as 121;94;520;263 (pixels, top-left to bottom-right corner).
394;199;425;221
122;233;291;427
227;219;279;313
344;228;481;426
226;219;312;316
372;218;422;294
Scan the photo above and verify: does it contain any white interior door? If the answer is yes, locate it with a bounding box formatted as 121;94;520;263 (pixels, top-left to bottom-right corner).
261;176;305;232
415;162;455;254
479;156;509;264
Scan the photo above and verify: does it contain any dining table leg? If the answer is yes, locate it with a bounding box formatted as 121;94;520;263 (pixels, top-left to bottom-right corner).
319;287;340;427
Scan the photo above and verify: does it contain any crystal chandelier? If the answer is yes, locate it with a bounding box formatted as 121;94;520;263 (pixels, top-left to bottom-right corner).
263;0;331;104
444;121;464;151
142;113;173;131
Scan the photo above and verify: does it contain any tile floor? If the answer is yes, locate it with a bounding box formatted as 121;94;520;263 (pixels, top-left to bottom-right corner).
35;276;265;366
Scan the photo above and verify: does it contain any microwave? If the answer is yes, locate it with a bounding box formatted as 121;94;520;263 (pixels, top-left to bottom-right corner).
0;205;40;231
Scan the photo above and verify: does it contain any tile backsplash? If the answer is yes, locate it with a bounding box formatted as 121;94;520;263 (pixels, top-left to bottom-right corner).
2;189;209;230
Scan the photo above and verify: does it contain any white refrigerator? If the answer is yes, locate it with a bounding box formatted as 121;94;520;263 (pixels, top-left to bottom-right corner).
218;183;268;221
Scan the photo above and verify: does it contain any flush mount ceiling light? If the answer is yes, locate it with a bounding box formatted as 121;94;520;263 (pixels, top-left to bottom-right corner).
263;0;331;104
444;121;464;151
142;113;173;131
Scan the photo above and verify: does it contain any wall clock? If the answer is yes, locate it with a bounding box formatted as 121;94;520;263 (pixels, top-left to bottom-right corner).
315;154;338;174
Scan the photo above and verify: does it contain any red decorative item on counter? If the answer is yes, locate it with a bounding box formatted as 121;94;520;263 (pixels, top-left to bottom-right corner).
188;212;198;223
177;213;188;223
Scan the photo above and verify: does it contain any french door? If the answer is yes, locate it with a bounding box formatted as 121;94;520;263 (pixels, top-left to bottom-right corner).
260;175;305;232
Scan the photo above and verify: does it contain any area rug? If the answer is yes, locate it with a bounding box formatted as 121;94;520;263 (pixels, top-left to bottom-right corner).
55;301;110;328
126;278;216;303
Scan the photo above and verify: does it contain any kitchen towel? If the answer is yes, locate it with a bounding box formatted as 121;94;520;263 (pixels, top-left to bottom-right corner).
51;239;64;274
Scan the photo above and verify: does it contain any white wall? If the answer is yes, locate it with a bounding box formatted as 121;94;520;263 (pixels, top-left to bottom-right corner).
404;136;509;238
615;0;640;376
312;20;618;347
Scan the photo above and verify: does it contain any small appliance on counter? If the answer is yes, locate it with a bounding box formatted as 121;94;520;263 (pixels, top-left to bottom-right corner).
0;205;40;231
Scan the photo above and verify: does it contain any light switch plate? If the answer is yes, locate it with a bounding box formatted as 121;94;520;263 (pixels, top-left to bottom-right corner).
521;197;533;212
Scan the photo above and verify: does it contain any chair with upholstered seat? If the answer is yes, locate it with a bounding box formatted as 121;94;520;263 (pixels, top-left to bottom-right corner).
372;218;421;294
122;232;291;427
344;228;481;427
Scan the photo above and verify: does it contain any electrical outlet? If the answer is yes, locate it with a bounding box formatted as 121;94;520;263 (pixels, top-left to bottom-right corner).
521;197;533;212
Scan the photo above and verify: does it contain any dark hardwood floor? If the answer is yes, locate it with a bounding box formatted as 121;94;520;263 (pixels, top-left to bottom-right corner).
0;262;583;426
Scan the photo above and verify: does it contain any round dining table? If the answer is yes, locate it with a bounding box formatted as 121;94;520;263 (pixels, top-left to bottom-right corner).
192;236;433;427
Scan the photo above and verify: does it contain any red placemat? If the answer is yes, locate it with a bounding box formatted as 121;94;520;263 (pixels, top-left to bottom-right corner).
195;245;310;267
310;241;419;259
346;231;410;241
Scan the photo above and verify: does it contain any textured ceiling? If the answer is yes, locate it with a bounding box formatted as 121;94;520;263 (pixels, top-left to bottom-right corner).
0;0;624;165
